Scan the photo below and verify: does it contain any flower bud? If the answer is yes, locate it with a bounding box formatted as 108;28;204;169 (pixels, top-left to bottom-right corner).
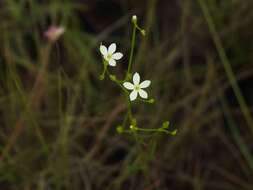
116;126;124;134
140;29;146;36
132;15;137;23
171;129;177;136
109;75;116;81
99;74;105;80
162;121;170;129
130;125;137;131
148;98;155;104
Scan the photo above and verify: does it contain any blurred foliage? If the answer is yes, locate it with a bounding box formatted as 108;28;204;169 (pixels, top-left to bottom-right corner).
0;0;253;189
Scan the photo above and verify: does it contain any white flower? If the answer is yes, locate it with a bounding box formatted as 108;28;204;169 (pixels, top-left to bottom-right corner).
123;72;151;101
100;43;123;66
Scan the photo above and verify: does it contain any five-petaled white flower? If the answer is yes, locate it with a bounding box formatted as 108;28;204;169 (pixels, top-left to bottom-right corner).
123;72;151;101
100;43;123;66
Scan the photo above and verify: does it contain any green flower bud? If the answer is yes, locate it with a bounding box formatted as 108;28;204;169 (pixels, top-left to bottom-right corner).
171;129;177;136
141;30;146;36
109;74;116;81
132;15;137;24
162;121;170;129
148;98;155;104
116;126;124;134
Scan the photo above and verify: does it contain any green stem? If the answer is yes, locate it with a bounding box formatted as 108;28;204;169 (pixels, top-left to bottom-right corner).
137;97;155;104
198;0;253;133
100;60;108;80
106;70;133;122
126;97;133;121
125;24;137;80
118;82;133;122
131;126;175;135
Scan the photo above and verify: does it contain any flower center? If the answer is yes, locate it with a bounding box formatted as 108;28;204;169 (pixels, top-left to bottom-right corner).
106;54;112;61
134;85;140;91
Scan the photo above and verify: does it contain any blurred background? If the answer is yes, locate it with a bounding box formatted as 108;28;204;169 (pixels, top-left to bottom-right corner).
0;0;253;189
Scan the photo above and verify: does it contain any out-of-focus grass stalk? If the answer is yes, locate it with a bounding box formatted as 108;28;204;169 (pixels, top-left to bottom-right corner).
197;0;253;134
135;0;157;66
219;96;253;171
181;0;193;88
0;36;51;161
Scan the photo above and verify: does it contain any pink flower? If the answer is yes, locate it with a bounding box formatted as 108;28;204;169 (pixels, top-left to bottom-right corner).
44;26;65;42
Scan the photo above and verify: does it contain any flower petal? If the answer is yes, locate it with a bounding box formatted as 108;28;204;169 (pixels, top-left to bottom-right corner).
140;80;151;88
100;45;107;56
108;43;116;54
109;59;116;66
133;72;140;85
112;52;123;60
130;90;138;101
123;82;134;90
138;89;148;99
